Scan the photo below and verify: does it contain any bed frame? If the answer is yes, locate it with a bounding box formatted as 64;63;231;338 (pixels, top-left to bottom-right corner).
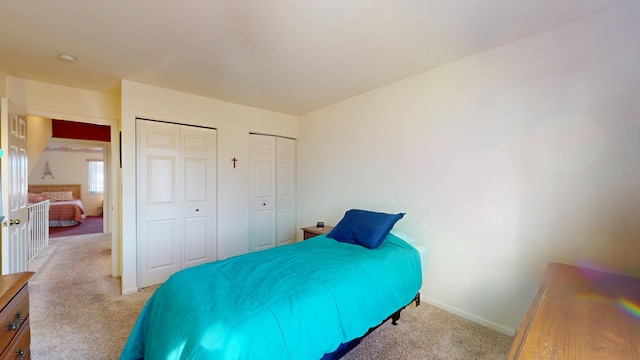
323;293;421;359
28;184;82;201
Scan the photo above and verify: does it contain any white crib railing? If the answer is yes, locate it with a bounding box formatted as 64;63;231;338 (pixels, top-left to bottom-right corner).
28;199;50;263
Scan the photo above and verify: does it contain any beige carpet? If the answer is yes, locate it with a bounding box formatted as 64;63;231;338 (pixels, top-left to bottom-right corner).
27;233;158;359
27;233;513;359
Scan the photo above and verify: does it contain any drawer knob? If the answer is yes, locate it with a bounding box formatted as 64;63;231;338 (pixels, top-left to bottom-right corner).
8;312;24;331
17;348;25;360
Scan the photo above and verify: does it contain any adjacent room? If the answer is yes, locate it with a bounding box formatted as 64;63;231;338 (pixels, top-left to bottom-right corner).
0;1;639;359
27;119;108;239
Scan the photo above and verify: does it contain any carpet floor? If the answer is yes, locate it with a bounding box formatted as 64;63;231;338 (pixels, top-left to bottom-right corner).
28;233;158;359
49;215;104;238
27;233;513;359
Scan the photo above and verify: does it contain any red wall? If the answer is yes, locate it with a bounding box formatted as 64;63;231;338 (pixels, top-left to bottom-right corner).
52;119;110;142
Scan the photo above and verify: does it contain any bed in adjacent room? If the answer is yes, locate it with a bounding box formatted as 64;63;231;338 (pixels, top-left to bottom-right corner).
28;184;86;227
122;209;423;360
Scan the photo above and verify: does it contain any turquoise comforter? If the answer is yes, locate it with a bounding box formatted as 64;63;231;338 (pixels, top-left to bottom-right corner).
121;234;422;359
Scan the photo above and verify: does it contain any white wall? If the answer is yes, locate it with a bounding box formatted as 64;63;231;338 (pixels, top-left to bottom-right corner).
120;80;297;295
297;3;640;334
28;142;105;215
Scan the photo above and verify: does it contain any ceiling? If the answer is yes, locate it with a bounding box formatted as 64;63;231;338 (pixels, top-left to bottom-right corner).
0;0;631;115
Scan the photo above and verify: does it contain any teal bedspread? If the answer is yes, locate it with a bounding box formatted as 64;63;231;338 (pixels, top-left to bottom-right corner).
121;233;422;360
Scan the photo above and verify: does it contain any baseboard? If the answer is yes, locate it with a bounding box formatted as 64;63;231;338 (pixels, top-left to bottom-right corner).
122;287;139;295
424;296;516;336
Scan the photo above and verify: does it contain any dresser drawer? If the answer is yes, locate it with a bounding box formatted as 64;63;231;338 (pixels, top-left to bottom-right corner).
0;285;29;353
1;317;29;360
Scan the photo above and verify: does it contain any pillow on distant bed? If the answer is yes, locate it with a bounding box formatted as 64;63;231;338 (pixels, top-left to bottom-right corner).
28;193;51;203
328;209;405;249
43;191;74;201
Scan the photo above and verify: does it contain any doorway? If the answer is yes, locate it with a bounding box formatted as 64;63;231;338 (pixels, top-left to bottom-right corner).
24;116;119;277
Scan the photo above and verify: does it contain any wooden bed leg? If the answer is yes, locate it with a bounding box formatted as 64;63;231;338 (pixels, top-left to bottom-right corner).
415;292;421;307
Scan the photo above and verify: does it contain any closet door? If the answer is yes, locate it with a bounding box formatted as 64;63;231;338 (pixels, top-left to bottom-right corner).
249;135;277;251
137;120;217;288
137;121;182;287
181;125;217;269
249;134;296;252
276;137;296;246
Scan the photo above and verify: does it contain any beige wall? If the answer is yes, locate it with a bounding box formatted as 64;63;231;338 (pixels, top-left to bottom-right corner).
297;3;640;334
120;80;297;295
0;70;6;97
26;117;53;174
6;77;120;121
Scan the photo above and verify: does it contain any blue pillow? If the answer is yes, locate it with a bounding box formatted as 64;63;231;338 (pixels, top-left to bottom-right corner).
328;209;405;249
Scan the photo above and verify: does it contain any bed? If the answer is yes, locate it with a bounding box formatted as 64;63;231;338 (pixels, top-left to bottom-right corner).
122;209;423;360
27;184;86;227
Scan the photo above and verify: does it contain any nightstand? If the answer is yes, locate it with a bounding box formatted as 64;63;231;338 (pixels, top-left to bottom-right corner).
301;225;334;240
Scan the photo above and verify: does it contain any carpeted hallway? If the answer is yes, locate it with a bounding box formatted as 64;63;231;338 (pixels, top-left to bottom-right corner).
27;233;513;359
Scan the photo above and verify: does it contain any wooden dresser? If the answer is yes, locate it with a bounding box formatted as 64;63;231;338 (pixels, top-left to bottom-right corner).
507;263;640;359
0;272;34;360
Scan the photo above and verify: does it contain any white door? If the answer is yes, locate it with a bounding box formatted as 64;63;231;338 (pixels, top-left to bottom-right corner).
0;98;29;274
136;120;216;288
181;125;217;268
249;135;276;251
276;137;296;246
249;134;296;252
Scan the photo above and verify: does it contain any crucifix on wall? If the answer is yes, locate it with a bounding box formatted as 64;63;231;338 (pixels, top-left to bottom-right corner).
231;157;238;168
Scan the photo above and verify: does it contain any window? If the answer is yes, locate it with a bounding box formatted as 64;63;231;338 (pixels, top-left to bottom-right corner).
88;159;104;193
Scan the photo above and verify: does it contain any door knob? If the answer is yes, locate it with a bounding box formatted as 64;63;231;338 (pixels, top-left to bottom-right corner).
9;219;21;225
